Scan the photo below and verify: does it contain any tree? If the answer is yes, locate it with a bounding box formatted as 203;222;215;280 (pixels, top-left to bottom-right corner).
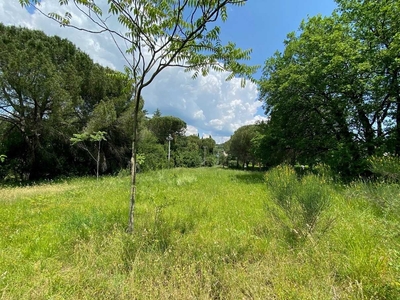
0;24;135;179
335;0;400;155
0;24;81;179
71;131;107;180
20;0;258;232
147;116;187;144
173;135;202;168
200;137;216;154
259;2;400;177
228;124;258;168
153;108;162;118
137;128;167;171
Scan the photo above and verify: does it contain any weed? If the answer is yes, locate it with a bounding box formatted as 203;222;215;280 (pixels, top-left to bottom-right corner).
265;165;332;242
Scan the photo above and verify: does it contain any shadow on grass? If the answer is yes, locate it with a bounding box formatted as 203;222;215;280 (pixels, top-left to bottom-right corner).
232;172;265;184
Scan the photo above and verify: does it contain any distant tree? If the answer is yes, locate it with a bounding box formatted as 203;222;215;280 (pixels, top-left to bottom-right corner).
200;137;216;154
71;131;107;180
228;125;259;168
137;128;167;171
153;109;162;118
148;116;187;144
173;135;202;168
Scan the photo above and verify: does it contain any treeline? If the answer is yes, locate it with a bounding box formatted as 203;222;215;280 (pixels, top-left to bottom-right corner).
3;0;399;181
224;0;400;179
0;24;216;181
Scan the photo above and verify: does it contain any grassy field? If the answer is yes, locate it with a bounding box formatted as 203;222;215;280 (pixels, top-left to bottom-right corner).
1;167;399;299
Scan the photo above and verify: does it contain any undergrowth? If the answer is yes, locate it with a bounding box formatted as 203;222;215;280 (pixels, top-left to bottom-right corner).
0;168;399;299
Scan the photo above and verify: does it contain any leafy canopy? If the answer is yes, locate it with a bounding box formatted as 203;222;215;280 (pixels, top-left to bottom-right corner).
19;0;258;87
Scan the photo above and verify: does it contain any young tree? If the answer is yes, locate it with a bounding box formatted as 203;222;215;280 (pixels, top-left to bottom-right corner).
71;131;107;180
20;0;258;232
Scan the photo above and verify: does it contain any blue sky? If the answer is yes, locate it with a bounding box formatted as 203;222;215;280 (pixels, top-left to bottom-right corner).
218;0;338;117
219;0;337;77
3;0;338;142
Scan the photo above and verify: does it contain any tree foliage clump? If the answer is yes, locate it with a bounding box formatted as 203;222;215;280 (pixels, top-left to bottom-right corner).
258;0;400;178
0;24;134;180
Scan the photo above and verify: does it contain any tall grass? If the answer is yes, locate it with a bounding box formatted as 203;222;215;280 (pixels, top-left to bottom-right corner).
1;168;399;299
265;165;332;243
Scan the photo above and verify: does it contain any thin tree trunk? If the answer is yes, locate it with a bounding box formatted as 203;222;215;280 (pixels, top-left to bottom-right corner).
127;91;141;233
396;96;400;156
96;140;101;180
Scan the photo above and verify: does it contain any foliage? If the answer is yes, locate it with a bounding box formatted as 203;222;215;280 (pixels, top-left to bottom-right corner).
258;0;400;178
71;131;107;145
265;165;332;241
175;150;202;168
228;124;260;168
264;165;298;210
71;131;107;180
0;24;134;180
137;129;167;172
368;154;400;183
147;116;187;144
0;155;6;163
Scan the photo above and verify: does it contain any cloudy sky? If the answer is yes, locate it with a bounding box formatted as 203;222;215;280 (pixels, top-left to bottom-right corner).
0;0;337;143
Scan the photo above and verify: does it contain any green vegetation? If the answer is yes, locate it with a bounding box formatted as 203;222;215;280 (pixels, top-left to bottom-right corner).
1;167;399;299
2;1;399;296
19;0;258;232
254;0;400;177
0;23;135;180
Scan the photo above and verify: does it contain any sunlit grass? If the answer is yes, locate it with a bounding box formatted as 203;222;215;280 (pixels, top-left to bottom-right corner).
1;168;399;299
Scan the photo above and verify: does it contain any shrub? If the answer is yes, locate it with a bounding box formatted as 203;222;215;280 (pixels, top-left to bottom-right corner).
265;165;332;242
368;154;400;183
297;174;331;234
265;165;298;210
174;151;202;168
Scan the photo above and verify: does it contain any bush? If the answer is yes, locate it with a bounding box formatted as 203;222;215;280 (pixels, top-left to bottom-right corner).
265;165;298;210
174;151;202;168
368;154;400;183
297;174;331;234
265;165;332;242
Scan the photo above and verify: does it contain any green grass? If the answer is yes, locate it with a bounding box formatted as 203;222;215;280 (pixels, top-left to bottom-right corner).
1;168;399;299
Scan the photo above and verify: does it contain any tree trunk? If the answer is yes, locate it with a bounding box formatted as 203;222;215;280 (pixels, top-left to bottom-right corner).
396;95;400;156
23;134;38;181
127;90;141;233
96;140;101;180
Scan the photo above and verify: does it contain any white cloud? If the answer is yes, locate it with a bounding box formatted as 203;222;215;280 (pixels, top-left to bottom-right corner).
1;1;267;143
193;110;205;120
185;125;198;136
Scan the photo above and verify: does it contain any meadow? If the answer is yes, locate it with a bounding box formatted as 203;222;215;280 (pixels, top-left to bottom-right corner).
0;167;399;299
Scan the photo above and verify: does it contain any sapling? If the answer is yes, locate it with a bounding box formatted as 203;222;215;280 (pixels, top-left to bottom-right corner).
71;131;107;180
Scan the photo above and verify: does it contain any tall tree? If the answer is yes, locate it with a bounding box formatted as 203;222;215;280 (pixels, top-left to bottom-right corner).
0;24;134;179
259;2;400;177
147;115;187;144
228;124;258;168
335;0;400;155
0;25;79;179
20;0;258;232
